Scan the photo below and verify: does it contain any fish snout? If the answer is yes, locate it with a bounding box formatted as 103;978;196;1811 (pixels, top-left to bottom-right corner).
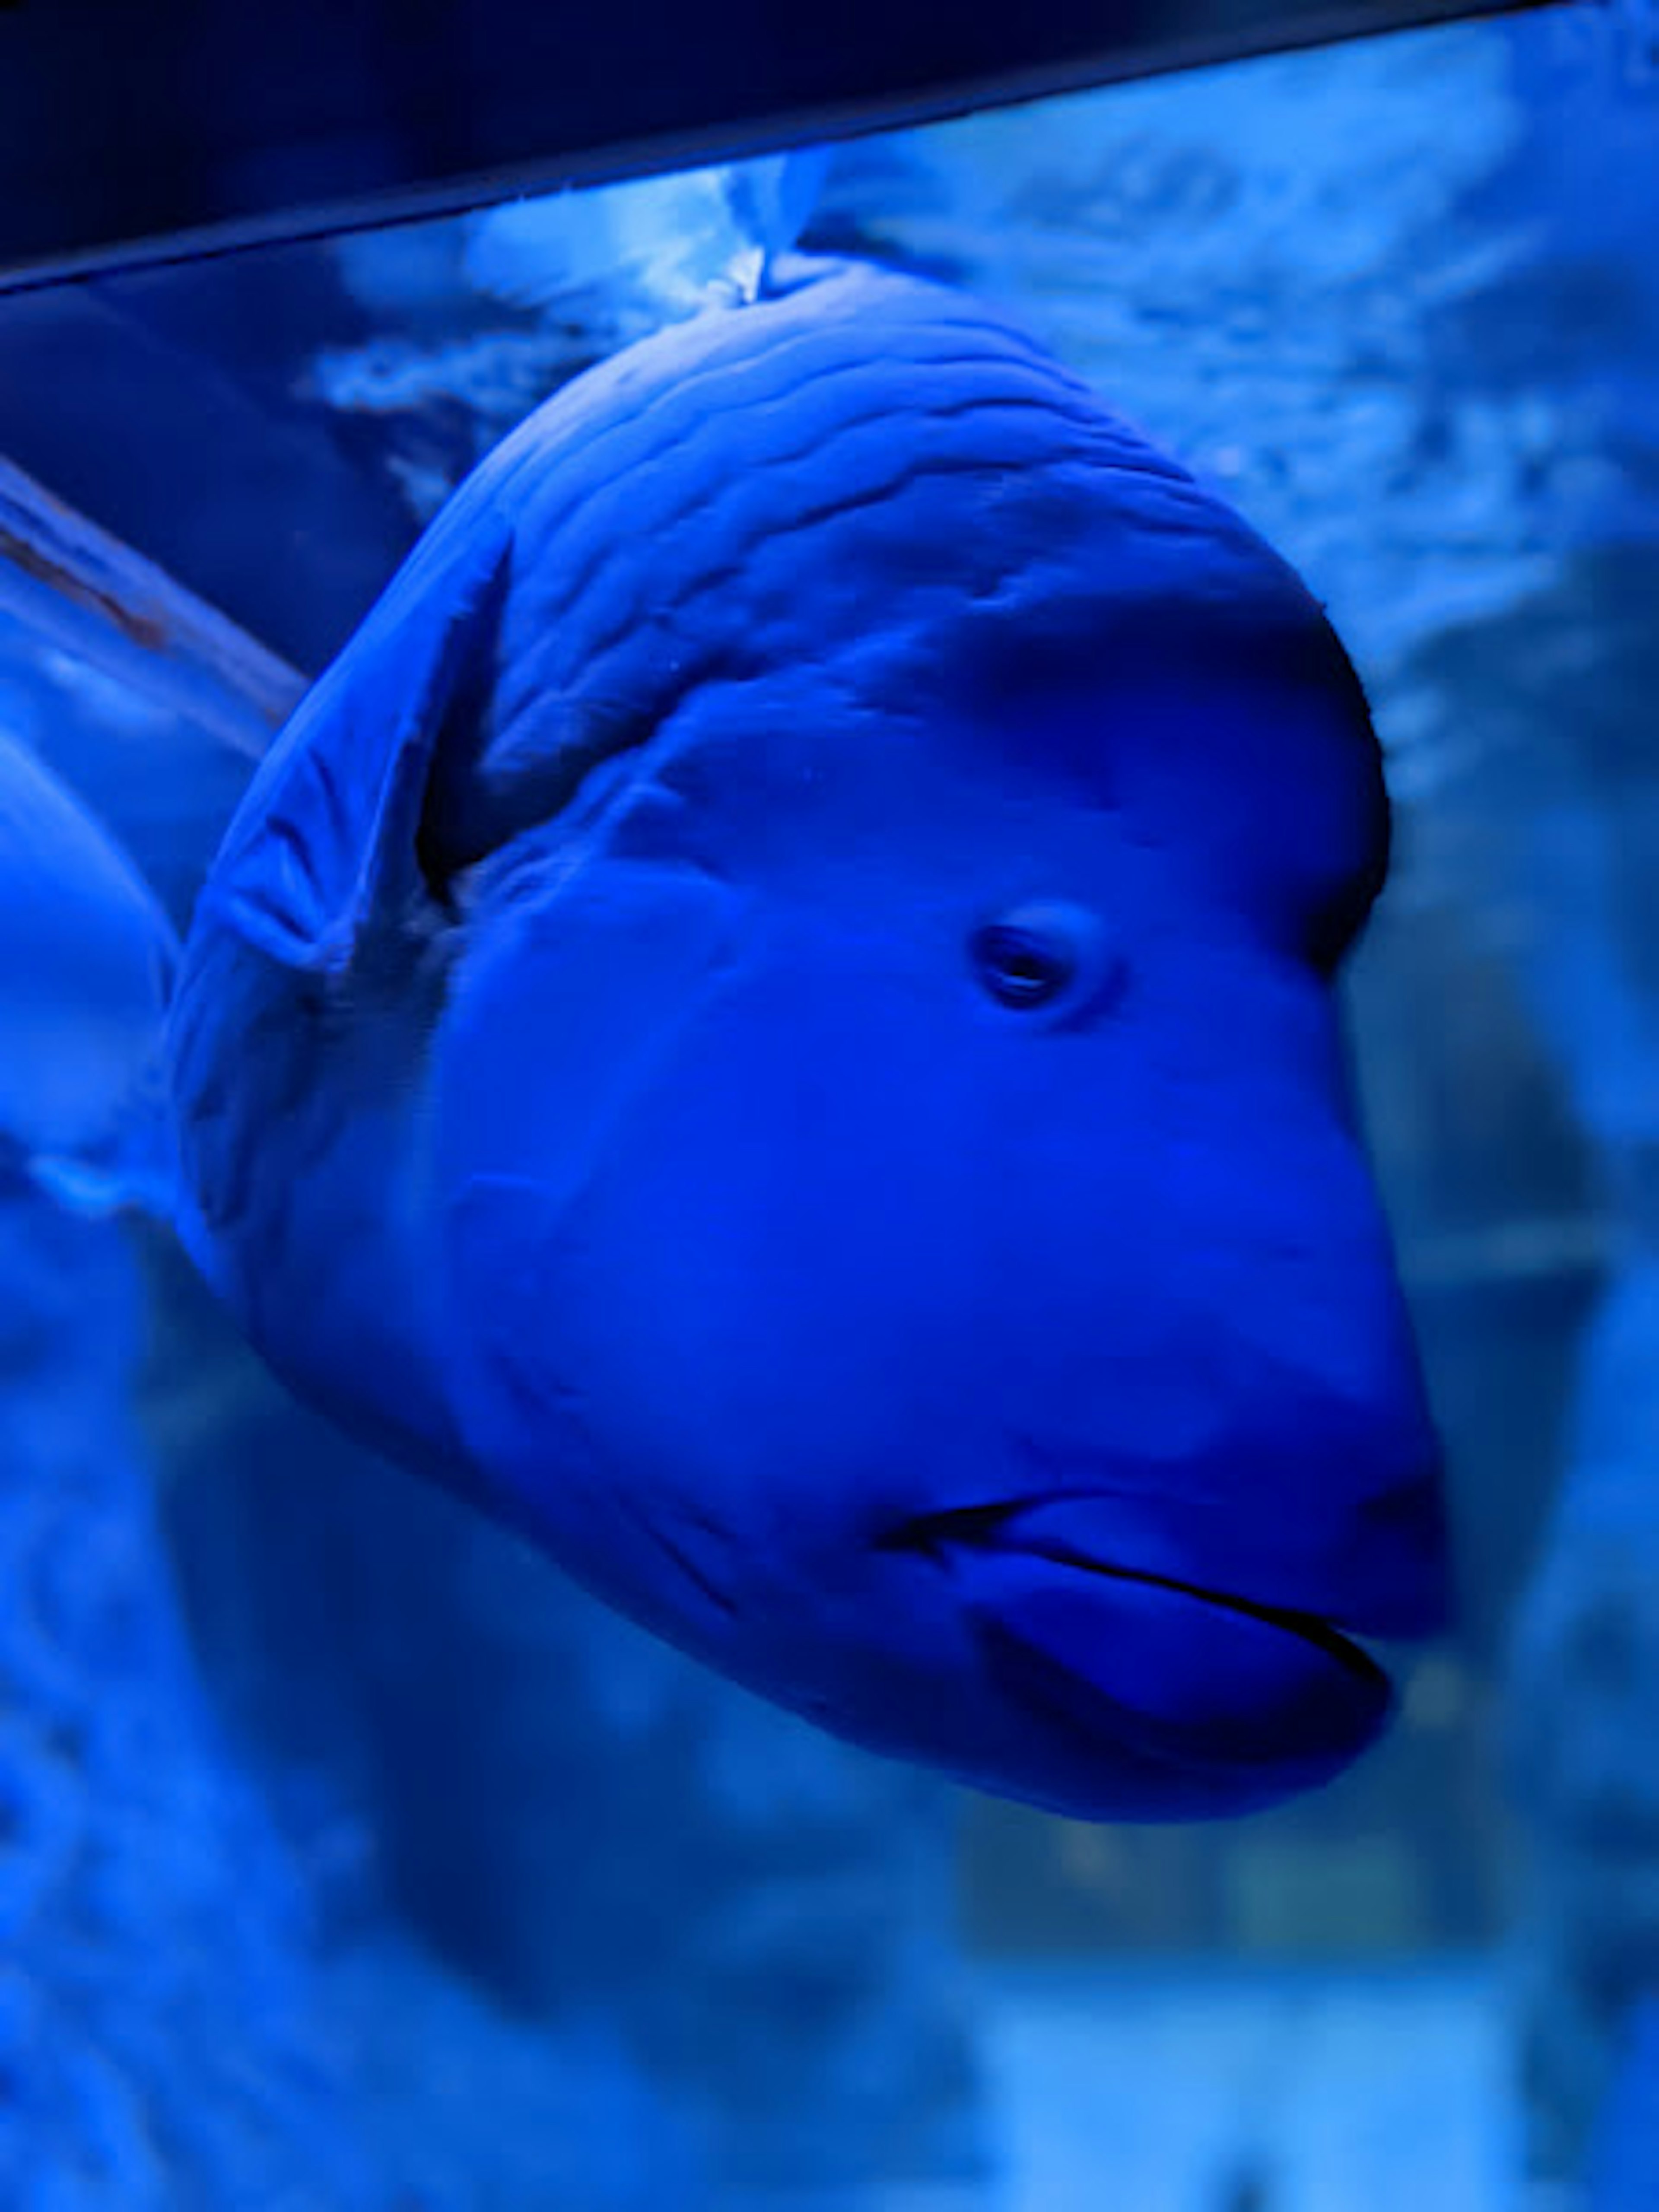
868;1395;1447;1812
992;1398;1450;1642
1017;1154;1449;1637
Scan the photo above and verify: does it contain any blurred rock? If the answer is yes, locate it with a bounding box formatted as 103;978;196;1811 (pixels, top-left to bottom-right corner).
0;1177;378;2209
1586;1992;1659;2210
1506;1268;1659;2188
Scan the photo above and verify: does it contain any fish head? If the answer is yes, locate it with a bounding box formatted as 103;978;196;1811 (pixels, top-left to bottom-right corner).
332;257;1451;1821
432;564;1445;1823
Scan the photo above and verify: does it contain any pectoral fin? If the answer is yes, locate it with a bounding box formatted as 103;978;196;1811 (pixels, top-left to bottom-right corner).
198;505;513;975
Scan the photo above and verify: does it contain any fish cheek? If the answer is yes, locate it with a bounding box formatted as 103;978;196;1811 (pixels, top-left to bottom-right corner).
426;853;758;1570
435;887;989;1590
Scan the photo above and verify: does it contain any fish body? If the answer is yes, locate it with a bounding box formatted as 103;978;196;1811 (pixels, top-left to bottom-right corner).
0;725;178;1212
64;257;1445;1819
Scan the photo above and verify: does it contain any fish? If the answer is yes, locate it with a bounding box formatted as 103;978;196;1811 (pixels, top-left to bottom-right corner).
0;721;178;1215
36;254;1448;1821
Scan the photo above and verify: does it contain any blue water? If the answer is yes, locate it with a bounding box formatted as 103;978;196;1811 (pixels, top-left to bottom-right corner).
1;6;1657;2207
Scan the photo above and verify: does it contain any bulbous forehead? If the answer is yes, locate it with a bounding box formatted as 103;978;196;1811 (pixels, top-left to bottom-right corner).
450;257;1376;859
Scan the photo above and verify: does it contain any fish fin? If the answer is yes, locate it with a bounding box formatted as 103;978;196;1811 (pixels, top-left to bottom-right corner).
199;505;514;976
0;728;181;1224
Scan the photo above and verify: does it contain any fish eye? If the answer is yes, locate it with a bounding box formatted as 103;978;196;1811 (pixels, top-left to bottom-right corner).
969;901;1107;1014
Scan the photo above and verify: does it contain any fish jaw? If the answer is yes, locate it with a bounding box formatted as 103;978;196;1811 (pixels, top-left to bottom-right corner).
866;1483;1445;1818
978;1548;1391;1803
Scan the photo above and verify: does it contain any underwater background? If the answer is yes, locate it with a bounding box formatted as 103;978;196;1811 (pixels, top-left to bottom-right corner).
2;4;1658;2206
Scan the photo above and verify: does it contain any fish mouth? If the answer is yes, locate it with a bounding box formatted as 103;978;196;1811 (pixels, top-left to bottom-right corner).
879;1496;1394;1784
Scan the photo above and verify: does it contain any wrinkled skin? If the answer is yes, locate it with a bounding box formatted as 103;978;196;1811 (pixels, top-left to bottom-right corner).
168;257;1446;1822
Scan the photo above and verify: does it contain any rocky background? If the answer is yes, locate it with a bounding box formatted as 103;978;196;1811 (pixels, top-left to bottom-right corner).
0;1176;381;2210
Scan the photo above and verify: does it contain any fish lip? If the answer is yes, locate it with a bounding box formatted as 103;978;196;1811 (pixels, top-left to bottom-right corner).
1003;1433;1452;1644
875;1495;1386;1693
1038;1550;1382;1687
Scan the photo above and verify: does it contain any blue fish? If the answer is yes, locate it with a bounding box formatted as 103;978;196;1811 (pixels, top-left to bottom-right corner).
0;725;178;1214
46;257;1446;1821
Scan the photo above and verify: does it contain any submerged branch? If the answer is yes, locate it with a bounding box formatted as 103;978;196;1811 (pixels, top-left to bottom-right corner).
0;451;308;756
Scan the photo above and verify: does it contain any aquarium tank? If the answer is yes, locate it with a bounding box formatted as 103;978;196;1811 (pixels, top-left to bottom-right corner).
1;1;1656;2206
